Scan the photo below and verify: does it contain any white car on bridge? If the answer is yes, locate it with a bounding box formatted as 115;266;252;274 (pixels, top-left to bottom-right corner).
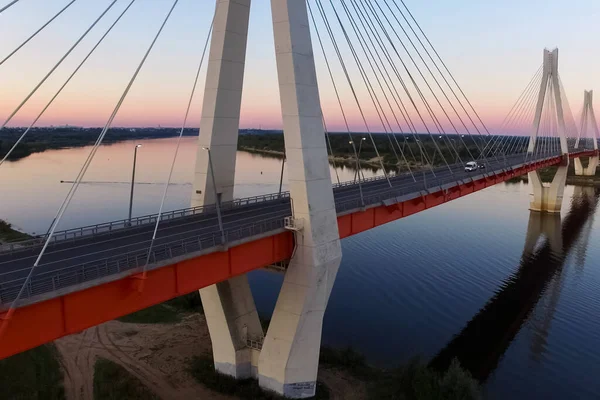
464;161;478;172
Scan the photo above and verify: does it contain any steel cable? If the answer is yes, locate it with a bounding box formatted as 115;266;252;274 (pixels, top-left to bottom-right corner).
142;5;215;275
3;0;180;319
0;0;78;67
336;0;414;179
364;0;476;163
307;0;366;204
0;0;20;14
0;0;137;167
0;0;118;132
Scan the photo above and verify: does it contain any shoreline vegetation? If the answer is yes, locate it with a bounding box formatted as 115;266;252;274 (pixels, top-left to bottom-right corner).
0;219;32;243
0;344;65;400
0;292;481;399
1;127;514;171
114;294;482;400
2;129;598;241
3;127;598;181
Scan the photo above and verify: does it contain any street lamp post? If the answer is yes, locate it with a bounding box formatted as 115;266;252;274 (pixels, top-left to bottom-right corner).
351;137;367;183
450;139;458;164
416;140;426;189
278;152;286;199
202;147;225;245
128;144;142;226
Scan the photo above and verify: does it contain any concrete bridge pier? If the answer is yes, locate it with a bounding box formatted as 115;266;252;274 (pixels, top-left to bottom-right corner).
528;166;568;214
527;49;569;213
574;156;599;176
191;0;264;379
574;91;599;177
257;1;342;398
192;0;341;397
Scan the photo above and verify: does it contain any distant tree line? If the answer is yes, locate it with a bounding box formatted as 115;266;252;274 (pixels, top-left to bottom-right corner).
0;127;198;161
238;132;529;171
1;127;528;171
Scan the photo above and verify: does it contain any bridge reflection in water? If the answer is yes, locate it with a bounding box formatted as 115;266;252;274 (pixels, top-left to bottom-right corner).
430;186;599;381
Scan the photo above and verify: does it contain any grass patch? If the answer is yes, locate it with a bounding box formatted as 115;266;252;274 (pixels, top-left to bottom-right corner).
118;292;203;324
94;357;160;400
320;347;480;400
118;303;182;324
319;346;375;380
165;291;204;313
188;355;330;400
368;358;480;400
0;219;32;242
0;343;65;400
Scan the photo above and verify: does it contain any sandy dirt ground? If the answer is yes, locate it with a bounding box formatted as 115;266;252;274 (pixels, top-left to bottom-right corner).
54;313;365;400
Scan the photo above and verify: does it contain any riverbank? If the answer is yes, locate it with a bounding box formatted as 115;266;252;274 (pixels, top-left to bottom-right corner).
0;293;480;399
3;128;498;172
240;146;436;174
0;127;199;161
0;219;31;243
511;165;600;185
238;132;487;172
240;146;402;172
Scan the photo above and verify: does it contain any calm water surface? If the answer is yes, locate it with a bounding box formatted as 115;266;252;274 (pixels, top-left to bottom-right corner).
2;137;600;399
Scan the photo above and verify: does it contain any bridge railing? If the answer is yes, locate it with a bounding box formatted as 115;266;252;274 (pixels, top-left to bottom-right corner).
334;152;557;213
0;163;460;254
0;192;291;254
0;151;571;305
3;149;555;255
0;217;288;305
2;150;565;256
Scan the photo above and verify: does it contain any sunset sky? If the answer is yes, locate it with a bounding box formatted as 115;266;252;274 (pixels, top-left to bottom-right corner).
1;0;598;133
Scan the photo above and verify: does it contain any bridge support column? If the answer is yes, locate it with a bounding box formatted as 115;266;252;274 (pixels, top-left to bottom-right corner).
574;91;599;176
527;49;569;213
192;0;251;206
574;156;599;176
528;166;567;214
258;1;342;398
191;0;264;380
199;276;264;378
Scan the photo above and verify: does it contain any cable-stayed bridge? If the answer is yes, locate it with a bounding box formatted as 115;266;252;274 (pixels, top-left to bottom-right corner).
1;0;599;397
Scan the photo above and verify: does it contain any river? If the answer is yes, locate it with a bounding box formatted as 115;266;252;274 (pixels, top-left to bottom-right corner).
1;137;600;399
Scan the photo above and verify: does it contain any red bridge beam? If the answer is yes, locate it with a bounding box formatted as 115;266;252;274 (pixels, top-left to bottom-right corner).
0;156;562;359
0;233;294;359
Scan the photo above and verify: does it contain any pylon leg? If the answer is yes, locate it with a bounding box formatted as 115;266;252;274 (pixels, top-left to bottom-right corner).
258;1;342;398
190;0;264;379
574;158;584;176
529;166;567;213
200;275;264;378
575;156;598;176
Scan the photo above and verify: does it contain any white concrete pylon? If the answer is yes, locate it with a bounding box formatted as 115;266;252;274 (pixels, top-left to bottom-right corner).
528;49;569;155
191;0;264;380
257;1;342;398
191;1;342;396
528;49;569;213
192;0;251;207
574;90;600;176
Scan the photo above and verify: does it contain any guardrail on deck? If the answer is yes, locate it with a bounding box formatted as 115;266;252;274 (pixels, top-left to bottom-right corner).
0;192;291;254
0;217;288;304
